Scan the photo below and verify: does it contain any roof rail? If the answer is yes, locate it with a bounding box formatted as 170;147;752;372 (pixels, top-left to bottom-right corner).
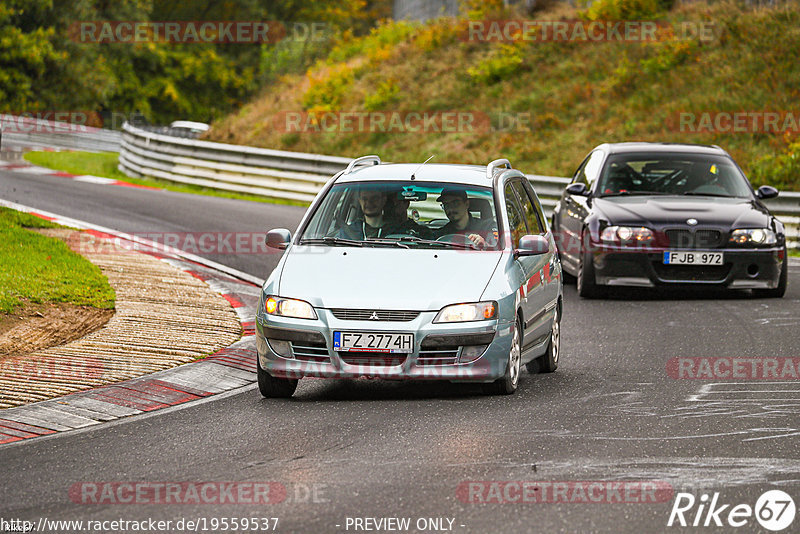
345;155;381;174
486;158;512;179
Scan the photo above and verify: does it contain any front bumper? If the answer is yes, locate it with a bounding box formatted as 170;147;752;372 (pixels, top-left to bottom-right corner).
590;246;784;289
256;309;513;382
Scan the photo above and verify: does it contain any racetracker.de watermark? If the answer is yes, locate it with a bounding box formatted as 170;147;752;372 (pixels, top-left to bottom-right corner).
461;20;719;43
667;357;800;380
0;358;104;381
69;21;327;44
68;482;286;505
72;232;293;256
675;111;800;133
1;111;150;132
272;111;537;134
456;480;674;504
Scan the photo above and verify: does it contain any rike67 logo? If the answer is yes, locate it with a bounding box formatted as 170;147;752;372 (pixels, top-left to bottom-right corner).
668;490;796;531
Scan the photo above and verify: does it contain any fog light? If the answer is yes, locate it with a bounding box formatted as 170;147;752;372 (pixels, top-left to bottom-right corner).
747;264;759;277
267;339;293;358
460;345;488;363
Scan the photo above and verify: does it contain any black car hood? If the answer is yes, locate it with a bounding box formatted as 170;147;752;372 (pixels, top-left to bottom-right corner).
592;195;770;229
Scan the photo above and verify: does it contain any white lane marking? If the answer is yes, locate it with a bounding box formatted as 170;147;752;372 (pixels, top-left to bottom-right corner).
688;382;800;402
0;198;264;286
73;175;116;184
11;166;54;174
532;457;800;491
0;383;258;450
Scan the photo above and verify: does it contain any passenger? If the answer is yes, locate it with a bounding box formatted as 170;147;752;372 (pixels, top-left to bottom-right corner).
434;188;495;248
339;187;397;239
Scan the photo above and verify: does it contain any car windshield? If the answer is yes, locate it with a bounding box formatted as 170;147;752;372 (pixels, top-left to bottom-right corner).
597;153;753;198
299;181;501;250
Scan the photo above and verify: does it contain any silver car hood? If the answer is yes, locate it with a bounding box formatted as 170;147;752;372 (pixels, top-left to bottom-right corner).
278;246;503;310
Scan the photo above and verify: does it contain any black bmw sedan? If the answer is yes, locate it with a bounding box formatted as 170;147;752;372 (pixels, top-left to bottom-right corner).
552;143;787;298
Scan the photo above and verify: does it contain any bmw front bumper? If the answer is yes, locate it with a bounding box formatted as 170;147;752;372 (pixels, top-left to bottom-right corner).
590;246;784;289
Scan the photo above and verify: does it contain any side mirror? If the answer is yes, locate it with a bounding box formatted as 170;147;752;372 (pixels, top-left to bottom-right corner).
265;228;292;250
566;182;588;196
515;234;550;258
756;185;779;200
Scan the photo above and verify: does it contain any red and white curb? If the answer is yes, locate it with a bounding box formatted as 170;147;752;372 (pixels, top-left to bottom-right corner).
0;158;159;190
0;200;264;446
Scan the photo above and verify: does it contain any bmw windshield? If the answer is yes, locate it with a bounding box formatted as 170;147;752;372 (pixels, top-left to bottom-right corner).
299;181;501;250
597;153;753;198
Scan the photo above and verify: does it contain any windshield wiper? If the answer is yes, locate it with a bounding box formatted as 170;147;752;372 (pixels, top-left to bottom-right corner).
681;192;735;198
363;238;410;249
600;191;671;197
394;236;477;249
299;237;364;247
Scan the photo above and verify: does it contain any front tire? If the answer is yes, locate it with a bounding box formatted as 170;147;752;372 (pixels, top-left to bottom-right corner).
257;357;298;398
577;232;604;298
527;304;560;374
753;248;788;298
483;317;522;395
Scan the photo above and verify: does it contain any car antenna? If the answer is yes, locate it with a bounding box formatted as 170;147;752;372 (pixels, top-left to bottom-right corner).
411;155;435;180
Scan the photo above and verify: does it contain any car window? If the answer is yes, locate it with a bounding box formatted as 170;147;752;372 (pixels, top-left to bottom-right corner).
596;153;753;198
504;182;527;247
510;180;544;235
572;150;603;188
299;181;501;250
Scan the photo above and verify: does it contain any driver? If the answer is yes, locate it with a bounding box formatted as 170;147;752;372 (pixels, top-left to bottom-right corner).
434;188;495;248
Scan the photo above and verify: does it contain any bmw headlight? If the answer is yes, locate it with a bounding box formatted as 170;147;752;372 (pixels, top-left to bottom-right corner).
600;226;654;245
729;228;776;246
264;295;317;319
434;301;497;323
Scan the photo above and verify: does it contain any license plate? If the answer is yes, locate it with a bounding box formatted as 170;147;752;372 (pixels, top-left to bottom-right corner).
333;331;414;353
663;251;723;265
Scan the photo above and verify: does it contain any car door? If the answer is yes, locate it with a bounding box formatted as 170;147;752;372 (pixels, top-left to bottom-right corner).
560;149;603;268
515;178;560;314
505;180;550;349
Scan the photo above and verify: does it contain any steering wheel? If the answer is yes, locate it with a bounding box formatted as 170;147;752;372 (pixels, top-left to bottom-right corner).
436;233;477;248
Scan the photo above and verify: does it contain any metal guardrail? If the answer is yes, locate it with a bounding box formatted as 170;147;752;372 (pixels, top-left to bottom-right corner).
0;114;121;153
118;122;800;248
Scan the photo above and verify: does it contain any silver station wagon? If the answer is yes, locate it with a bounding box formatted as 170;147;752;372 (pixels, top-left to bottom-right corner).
256;156;563;397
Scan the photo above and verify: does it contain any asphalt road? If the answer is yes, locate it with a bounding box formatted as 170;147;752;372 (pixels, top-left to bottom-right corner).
1;168;799;533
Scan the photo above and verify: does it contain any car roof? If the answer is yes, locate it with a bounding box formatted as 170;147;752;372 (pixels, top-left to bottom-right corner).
335;163;499;187
169;120;209;131
596;142;728;156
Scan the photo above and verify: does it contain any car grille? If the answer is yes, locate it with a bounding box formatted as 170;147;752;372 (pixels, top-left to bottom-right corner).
329;309;420;322
651;262;731;282
417;347;460;366
338;352;407;366
291;341;330;363
665;229;724;249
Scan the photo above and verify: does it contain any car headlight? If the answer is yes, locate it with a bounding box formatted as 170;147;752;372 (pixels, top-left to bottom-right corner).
264;295;317;319
729;228;776;246
434;301;497;323
600;226;654;245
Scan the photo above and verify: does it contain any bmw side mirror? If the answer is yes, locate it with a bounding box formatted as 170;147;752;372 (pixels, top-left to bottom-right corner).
756;185;779;200
566;183;588;196
515;234;550;258
266;228;292;249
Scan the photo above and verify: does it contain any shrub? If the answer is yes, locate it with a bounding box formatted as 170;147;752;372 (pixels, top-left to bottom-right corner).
467;44;524;84
302;64;354;111
581;0;674;21
363;79;400;111
750;139;800;191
